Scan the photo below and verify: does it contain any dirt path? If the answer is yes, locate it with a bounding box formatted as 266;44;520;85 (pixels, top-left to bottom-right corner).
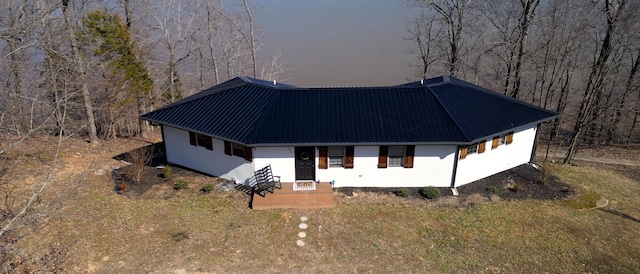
538;151;640;167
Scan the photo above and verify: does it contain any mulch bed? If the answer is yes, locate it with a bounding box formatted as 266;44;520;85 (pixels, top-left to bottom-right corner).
337;164;575;201
111;143;234;199
111;142;574;203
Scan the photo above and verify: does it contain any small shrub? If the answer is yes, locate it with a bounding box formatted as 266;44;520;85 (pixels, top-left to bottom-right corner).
171;231;189;242
163;166;173;179
116;182;127;194
538;165;548;185
564;191;601;209
421;186;440;199
487;186;499;193
124;147;152;183
201;183;214;193
396;188;410;197
174;180;188;190
509;183;522;193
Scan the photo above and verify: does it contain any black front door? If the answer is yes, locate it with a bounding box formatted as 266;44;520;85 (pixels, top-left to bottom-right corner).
295;147;315;181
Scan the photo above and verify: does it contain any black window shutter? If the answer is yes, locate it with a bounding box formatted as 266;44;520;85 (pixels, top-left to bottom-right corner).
204;136;213;150
224;141;232;155
189;132;196;146
244;146;253;162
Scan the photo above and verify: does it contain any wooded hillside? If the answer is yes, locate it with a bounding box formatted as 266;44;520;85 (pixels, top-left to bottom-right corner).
407;0;640;162
1;0;284;142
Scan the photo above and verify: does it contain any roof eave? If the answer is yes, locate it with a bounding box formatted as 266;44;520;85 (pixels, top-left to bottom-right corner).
144;114;559;148
465;114;560;144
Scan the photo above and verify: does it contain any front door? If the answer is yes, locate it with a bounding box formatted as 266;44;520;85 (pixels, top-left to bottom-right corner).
295;147;315;181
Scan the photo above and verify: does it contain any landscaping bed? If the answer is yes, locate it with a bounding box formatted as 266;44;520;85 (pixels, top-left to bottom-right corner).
336;164;574;202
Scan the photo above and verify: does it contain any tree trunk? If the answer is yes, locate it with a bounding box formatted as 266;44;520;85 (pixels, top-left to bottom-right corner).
205;0;220;84
123;0;132;29
564;0;626;163
243;0;257;78
607;48;640;144
62;0;98;144
429;0;468;77
5;2;28;133
510;0;539;99
627;92;640;145
137;94;148;138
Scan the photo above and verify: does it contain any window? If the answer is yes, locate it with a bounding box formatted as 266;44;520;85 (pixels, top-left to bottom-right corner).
223;141;253;161
188;131;212;150
328;146;345;167
196;134;207;147
459;141;486;160
319;146;354;169
378;145;414;168
467;144;478;155
498;136;506;146
388;145;405;167
232;143;245;158
492;132;514;149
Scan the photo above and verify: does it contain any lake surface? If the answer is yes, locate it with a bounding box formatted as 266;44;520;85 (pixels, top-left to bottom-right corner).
258;0;417;87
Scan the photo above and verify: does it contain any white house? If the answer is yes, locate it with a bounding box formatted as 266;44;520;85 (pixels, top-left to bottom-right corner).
141;76;558;190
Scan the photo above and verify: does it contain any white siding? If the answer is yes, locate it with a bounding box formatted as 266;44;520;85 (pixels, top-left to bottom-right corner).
162;126;255;184
316;145;456;188
248;145;458;188
454;125;536;186
162;125;538;188
252;147;296;182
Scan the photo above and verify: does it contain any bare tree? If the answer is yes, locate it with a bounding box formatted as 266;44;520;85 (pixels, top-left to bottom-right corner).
406;13;442;78
149;0;200;102
204;0;221;85
62;0;98;144
564;0;628;163
510;0;540;99
429;0;471;76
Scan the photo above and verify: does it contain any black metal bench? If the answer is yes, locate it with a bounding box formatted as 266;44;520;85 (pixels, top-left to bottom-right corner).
252;165;282;197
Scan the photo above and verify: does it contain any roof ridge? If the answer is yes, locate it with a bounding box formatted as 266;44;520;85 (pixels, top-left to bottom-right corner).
426;86;473;143
241;87;281;144
448;77;558;115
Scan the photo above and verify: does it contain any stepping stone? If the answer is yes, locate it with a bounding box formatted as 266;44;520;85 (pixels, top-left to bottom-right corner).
299;223;308;229
298;232;307;238
300;216;308;222
296;240;305;247
596;197;609;208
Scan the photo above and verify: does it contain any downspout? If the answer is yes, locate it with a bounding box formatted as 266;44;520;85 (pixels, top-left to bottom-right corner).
529;124;540;163
160;125;169;164
450;146;460;196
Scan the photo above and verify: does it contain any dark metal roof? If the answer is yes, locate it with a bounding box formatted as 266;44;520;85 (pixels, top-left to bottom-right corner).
141;76;559;146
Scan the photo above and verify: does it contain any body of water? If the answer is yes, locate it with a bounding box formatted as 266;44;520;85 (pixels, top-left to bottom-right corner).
258;0;417;87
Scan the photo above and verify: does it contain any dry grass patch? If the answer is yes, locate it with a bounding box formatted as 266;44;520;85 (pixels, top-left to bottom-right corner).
564;190;601;209
4;137;640;273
